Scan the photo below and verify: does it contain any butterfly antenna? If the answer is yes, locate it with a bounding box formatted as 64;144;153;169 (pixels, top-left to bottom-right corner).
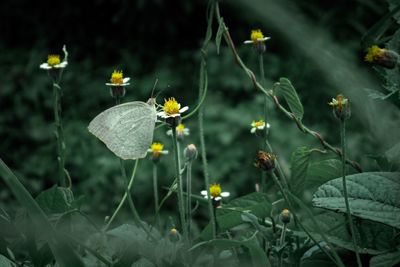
151;78;159;98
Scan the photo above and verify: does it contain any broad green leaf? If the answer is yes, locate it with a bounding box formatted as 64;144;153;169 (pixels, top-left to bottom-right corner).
290;147;311;198
277;78;304;120
305;159;341;194
370;250;400;267
201;193;271;239
312;172;400;228
0;159;85;267
0;254;16;267
36;186;74;214
191;232;271;267
216;17;225;55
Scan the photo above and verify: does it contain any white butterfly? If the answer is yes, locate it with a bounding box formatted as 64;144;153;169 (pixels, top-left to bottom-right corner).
88;98;157;160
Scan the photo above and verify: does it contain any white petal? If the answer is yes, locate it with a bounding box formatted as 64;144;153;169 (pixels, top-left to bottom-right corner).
244;40;254;44
179;106;189;113
221;192;230;197
250;128;256;134
123;77;130;83
200;190;208;196
259;37;271;42
39;63;51;69
266;123;271;128
214;197;222;201
161;150;169;154
166;129;172;136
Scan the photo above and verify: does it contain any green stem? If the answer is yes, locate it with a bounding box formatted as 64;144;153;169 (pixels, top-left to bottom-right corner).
279;224;287;267
172;128;187;241
186;161;192;244
198;0;217;240
269;171;345;267
340;121;362;267
53;83;67;187
153;164;160;228
104;159;139;231
259;54;268;194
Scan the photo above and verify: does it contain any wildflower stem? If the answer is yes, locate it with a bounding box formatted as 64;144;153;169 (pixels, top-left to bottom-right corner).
186;161;193;245
104;159;139;231
279;224;287;267
340;121;362;267
269;171;345;267
153;164;160;227
172;128;188;241
52;83;68;187
259;54;269;193
199;0;217;240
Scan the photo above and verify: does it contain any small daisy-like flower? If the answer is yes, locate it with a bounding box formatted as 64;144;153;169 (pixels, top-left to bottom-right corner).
254;150;276;172
106;70;130;87
147;142;168;163
158;97;189;118
328;94;351;121
40;54;68;70
244;29;271;45
167;123;190;140
364;45;399;69
201;183;230;201
250;120;271;134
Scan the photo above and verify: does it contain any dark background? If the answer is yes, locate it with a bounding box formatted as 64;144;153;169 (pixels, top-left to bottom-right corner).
0;0;398;224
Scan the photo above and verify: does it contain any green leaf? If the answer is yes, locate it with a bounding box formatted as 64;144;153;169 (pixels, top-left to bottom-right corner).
290;147;311;198
216;17;225;55
370;250;400;267
312;172;400;228
201;193;271;240
0;254;16;267
305;159;341;194
0;159;85;267
277;78;304;120
36;186;74;214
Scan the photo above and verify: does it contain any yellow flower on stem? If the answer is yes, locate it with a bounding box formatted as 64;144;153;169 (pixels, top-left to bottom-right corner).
147;142;168;163
201;183;230;201
106;70;130;87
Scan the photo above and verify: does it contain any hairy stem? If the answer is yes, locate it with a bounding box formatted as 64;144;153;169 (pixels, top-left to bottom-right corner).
340;121;362;267
153;164;160;227
186;161;193;245
53;83;67;187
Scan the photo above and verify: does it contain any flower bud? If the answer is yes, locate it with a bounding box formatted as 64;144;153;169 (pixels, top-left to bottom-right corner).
280;209;291;224
254;151;276;172
184;144;198;162
168;228;180;242
328;94;351;121
365;45;399;69
110;86;126;99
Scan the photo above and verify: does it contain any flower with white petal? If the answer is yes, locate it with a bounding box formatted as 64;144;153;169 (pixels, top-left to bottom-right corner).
201;183;230;201
250;120;270;134
40;54;68;70
157;97;189;119
244;29;270;45
147;142;168;163
106;70;131;87
167;123;190;140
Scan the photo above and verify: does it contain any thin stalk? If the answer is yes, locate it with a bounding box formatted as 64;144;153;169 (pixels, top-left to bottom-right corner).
269;171;345;267
53;83;67;187
153;164;160;228
259;54;268;194
279;224;287;267
186;161;193;244
172;128;187;241
104;159;139;231
119;159;140;226
340;121;362;267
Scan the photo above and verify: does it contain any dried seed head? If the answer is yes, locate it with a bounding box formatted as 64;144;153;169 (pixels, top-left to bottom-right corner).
254;150;276;171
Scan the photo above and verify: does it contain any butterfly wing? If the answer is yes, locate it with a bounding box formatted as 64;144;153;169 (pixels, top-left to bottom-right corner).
88;101;156;160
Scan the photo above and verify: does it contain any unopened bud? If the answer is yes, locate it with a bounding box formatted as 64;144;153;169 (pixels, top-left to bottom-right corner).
184;144;198;162
280;209;291;224
169;228;180;242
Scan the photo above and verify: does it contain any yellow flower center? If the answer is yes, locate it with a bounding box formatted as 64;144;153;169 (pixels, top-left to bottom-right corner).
110;70;124;84
365;45;384;62
176;123;185;134
209;183;222;198
47;55;61;66
281;209;290;217
151;142;164;156
163;97;180;115
329;94;348;111
253;120;265;128
251;29;264;42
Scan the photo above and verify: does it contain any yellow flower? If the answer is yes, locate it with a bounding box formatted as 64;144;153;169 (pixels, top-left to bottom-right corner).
244;29;270;45
47;55;61;66
147;142;168;162
40;47;68;70
328;94;348;112
364;45;384;62
201;183;230;201
157;97;189;118
250;120;270;134
106;70;130;87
